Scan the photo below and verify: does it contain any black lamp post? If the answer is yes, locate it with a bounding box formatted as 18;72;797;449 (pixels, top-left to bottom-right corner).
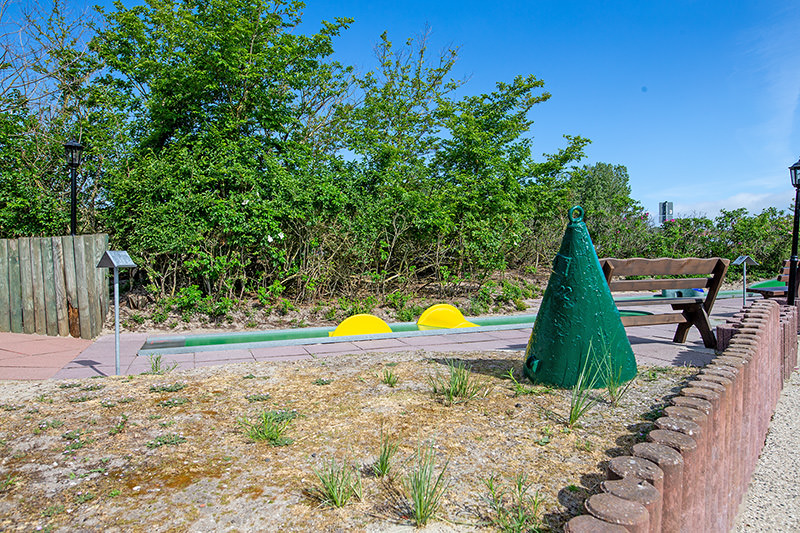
787;157;800;305
64;140;84;236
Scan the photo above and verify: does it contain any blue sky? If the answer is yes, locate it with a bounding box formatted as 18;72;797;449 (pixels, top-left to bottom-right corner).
296;0;800;220
57;0;800;219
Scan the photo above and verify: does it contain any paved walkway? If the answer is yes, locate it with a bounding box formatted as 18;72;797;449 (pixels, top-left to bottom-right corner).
0;297;744;380
735;369;800;531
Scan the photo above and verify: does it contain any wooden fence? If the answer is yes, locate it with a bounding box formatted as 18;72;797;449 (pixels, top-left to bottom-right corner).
0;234;109;339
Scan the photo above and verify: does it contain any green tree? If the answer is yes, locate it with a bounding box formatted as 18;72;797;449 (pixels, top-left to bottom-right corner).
568;163;649;257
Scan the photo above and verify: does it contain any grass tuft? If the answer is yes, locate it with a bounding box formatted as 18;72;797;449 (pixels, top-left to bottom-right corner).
567;353;603;428
238;410;296;445
312;458;363;507
484;473;544;533
429;360;490;405
141;354;179;375
404;442;450;526
380;368;399;387
373;429;399;478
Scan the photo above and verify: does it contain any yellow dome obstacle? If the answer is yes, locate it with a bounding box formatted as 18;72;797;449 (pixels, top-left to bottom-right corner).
329;314;393;337
416;304;478;330
328;304;478;337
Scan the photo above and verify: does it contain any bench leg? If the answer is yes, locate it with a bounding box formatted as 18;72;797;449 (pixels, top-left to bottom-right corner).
673;306;717;349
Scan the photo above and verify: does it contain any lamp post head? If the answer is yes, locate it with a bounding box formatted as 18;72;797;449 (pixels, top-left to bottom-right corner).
790;157;800;188
64;139;84;168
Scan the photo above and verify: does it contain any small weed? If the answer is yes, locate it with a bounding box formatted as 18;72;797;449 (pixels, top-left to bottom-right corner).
484;473;544;533
148;414;163;420
36;394;54;403
245;393;271;403
405;442;450;527
1;403;22;411
642;366;674;382
312;458;363;508
238;410;296;445
38;419;64;431
118;396;136;404
159;420;176;427
109;488;121;498
1;474;19;492
67;395;91;403
62;429;84;441
430;360;490;405
149;381;185;393
505;369;552;397
81;383;105;392
58;382;81;389
146;433;187;448
242;373;256;379
100;399;117;408
158;397;188;408
63;439;89;453
566;484;581;493
74;491;95;503
313;378;332;386
142;354;179;375
42;504;65;517
380;368;399;387
576;439;593;452
642;406;665;422
109;415;129;435
373;430;400;478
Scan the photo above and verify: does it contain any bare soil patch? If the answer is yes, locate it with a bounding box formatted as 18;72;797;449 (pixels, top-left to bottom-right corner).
0;350;697;531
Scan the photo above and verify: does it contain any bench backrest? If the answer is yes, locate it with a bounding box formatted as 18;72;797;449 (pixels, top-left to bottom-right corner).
599;257;730;312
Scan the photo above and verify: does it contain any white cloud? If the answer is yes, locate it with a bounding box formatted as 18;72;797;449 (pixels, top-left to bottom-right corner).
675;190;793;219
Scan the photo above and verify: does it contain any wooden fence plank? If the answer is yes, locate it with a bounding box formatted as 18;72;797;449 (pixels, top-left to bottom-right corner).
41;239;58;336
97;234;109;322
62;236;80;338
31;238;46;334
18;237;35;334
7;239;22;333
83;235;99;337
0;240;9;332
52;237;69;336
73;236;92;339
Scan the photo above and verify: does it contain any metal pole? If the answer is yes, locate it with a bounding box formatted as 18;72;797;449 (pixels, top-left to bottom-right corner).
788;186;800;305
742;262;747;307
114;267;120;375
70;166;77;235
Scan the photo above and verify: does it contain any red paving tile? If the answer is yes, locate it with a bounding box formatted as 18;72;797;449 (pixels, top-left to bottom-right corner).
0;296;746;380
0;351;81;368
251;345;310;358
0;366;58;380
353;338;408;350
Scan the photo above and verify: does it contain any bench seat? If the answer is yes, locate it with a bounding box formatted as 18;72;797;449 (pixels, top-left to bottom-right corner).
600;257;729;349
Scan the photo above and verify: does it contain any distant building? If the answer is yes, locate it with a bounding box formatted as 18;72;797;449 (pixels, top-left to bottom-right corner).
658;201;674;225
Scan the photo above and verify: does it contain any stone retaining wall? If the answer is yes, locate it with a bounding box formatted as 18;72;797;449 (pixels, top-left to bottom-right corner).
565;299;798;533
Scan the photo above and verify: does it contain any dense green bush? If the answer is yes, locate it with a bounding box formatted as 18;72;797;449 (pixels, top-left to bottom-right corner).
1;0;791;307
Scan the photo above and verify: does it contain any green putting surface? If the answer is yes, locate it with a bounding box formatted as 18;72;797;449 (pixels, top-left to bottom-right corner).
141;309;654;352
748;279;785;288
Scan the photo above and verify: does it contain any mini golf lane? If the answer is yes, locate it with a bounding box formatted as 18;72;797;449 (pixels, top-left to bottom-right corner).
138;310;653;356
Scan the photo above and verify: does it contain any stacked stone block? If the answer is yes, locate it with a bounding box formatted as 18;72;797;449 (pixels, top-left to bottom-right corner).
565;300;798;532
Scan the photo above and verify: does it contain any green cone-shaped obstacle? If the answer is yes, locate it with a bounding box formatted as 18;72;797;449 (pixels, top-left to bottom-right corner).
523;206;636;388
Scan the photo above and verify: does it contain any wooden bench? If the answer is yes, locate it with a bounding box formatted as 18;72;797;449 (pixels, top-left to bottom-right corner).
599;257;730;349
746;260;796;299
